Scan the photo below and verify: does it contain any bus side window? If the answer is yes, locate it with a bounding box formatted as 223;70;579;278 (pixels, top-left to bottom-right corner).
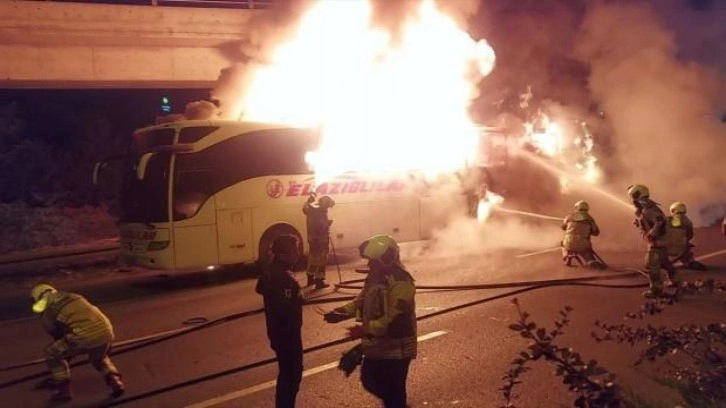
174;169;213;220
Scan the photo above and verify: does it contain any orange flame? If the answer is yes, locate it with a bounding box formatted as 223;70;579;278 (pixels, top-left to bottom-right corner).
236;0;496;181
524;111;602;190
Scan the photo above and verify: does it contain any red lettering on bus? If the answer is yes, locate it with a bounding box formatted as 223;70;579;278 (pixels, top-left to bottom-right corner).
359;181;369;193
329;183;341;194
316;183;329;195
348;181;361;193
287;182;302;196
301;183;312;196
341;183;349;193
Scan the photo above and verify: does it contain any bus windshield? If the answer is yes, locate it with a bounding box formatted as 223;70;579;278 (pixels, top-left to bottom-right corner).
119;151;171;223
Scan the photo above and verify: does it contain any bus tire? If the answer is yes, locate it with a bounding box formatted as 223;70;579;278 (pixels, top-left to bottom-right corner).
257;225;304;272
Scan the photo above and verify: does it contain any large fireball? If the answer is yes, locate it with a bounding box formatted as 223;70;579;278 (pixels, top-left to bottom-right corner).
236;0;496;180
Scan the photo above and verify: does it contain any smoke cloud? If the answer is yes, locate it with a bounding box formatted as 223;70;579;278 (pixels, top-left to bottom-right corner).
574;0;726;226
211;0;314;119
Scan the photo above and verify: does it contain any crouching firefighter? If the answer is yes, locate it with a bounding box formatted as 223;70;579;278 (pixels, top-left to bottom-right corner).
303;193;335;289
664;202;707;270
30;284;124;402
628;184;678;298
323;235;417;408
561;200;606;269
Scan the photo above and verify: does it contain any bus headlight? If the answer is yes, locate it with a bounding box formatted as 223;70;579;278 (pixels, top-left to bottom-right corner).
147;241;170;251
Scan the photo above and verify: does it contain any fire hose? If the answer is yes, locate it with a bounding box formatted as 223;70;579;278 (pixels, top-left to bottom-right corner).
0;268;649;403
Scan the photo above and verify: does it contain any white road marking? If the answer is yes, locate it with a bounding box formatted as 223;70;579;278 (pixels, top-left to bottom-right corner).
696;248;726;262
184;330;449;408
515;246;561;258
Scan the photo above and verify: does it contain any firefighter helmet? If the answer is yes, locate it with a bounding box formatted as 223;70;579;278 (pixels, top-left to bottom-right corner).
358;235;399;266
30;283;57;314
271;235;300;256
669;202;686;215
574;200;589;212
627;184;649;200
318;195;335;209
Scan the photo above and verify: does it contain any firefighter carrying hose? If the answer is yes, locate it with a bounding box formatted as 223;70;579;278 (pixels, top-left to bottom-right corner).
30;283;124;402
323;235;417;408
303;192;335;289
561;200;605;269
664;202;707;270
628;184;678;298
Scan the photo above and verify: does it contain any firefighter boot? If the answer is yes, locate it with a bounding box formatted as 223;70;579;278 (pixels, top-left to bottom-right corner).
106;373;125;398
50;380;72;402
306;274;315;287
686;261;707;271
315;279;330;290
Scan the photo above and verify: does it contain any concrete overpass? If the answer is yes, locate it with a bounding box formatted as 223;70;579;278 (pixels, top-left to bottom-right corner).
0;1;272;88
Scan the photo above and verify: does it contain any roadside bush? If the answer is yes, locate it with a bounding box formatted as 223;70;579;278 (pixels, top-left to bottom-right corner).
0;203;117;254
502;281;726;407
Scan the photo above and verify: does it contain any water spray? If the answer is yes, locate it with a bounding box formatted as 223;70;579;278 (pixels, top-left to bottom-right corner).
515;148;632;211
493;207;562;221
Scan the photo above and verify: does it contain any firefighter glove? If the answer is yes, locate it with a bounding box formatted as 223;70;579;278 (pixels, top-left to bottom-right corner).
323;311;350;323
338;344;363;377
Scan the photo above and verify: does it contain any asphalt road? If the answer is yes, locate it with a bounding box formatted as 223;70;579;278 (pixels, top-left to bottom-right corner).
0;227;724;408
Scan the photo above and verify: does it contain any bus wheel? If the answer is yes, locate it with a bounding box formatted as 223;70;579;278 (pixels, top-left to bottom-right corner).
257;226;304;272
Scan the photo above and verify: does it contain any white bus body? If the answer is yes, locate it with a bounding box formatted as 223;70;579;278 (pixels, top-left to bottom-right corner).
116;119;470;271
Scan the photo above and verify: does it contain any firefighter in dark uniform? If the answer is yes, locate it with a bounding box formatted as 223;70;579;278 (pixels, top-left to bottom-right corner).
323;235;417;408
303;193;335;289
30;283;125;402
628;184;678;298
256;235;304;408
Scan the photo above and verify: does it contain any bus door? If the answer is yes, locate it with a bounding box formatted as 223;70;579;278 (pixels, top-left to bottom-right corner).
171;155;220;270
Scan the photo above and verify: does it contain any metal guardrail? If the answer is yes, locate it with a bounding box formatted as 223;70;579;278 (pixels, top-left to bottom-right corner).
32;0;273;9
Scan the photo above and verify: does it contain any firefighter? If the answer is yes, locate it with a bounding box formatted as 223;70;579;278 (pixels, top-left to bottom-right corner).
561;200;605;269
30;283;124;402
628;184;678;298
255;235;304;408
665;202;707;270
303;192;335;289
323;235;417;408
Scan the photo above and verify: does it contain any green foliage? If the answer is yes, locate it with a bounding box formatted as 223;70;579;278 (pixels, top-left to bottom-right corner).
593;280;726;407
502;281;726;407
0;101;131;210
501;298;623;407
0;203;117;253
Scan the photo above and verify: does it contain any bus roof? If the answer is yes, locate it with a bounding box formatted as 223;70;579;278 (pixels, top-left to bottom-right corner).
133;119;309;137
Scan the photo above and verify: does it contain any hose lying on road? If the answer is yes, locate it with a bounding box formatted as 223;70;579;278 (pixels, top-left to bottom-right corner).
0;267;647;397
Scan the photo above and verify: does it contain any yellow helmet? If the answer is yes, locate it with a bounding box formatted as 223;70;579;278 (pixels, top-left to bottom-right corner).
627;184;649;200
30;283;57;314
669;202;686;215
358;235;399;266
574;200;589;212
318;195;335;209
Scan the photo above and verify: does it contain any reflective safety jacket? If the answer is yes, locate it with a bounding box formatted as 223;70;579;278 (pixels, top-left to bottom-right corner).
40;292;114;348
663;214;694;256
561;211;600;252
303;202;332;243
634;198;668;248
334;264;417;360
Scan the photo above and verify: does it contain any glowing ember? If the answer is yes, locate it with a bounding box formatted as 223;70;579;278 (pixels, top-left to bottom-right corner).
523;110;602;190
236;0;496;181
477;190;504;222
